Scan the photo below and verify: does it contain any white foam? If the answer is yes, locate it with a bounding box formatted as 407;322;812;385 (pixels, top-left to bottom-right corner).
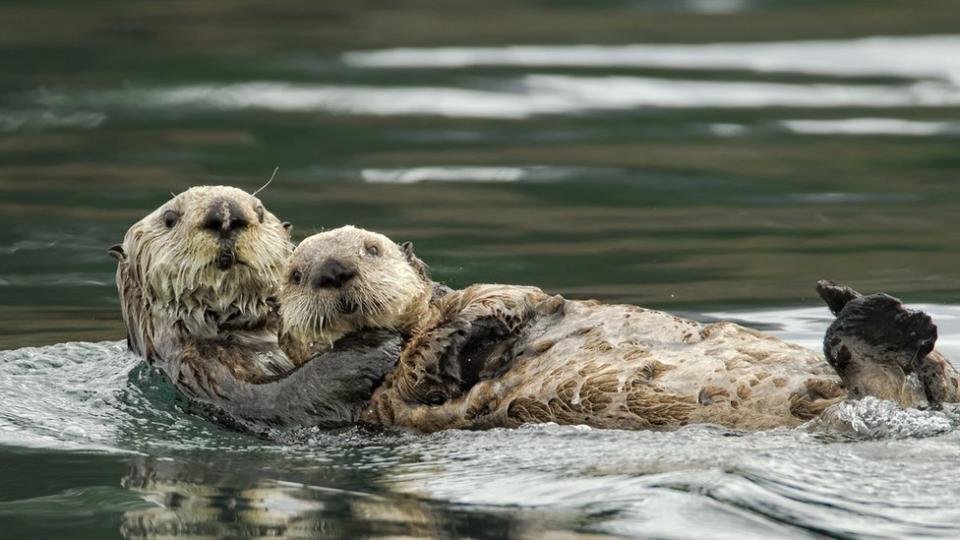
813;397;953;439
343;35;960;81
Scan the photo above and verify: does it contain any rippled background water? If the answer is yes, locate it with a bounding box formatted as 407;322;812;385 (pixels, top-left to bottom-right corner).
2;1;960;538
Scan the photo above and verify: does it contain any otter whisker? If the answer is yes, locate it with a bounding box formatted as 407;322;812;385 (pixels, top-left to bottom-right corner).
252;166;280;197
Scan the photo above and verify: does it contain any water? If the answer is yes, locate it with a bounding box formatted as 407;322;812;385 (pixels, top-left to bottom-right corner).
2;0;960;537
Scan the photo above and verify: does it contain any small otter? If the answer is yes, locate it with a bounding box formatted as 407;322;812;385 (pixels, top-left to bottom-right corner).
280;226;960;433
278;226;440;364
113;188;401;433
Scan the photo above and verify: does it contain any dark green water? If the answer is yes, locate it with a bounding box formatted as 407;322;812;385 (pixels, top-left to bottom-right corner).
3;1;960;538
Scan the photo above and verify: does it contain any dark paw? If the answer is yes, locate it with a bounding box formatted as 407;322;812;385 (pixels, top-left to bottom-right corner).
900;310;937;371
828;292;932;357
816;280;863;316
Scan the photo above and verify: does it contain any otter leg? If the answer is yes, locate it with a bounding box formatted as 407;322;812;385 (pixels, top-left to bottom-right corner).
913;350;960;408
817;281;957;407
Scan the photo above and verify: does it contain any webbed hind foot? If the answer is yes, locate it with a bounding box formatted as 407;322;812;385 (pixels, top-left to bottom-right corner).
816;280;956;408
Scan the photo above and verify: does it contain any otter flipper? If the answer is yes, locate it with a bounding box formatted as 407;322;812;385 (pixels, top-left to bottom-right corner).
819;282;958;407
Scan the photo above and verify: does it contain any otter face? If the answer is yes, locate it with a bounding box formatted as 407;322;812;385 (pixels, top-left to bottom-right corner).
279;226;430;362
117;186;292;339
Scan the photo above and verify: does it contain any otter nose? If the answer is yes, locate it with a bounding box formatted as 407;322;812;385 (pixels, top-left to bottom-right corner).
202;198;248;238
312;258;356;289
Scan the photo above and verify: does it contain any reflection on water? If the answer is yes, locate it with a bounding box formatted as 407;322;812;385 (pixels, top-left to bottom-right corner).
343;35;960;79
0;109;106;133
120;458;437;539
778;118;960;136
2;0;960;538
50;77;960;119
118;457;591;540
360;166;582;184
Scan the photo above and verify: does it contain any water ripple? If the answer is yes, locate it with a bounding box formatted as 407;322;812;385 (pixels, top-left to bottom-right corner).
780;118;960;136
343;35;960;80
45;76;960;119
3;307;960;538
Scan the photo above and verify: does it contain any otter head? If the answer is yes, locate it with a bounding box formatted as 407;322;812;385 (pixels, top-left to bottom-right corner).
114;186;293;358
278;225;432;364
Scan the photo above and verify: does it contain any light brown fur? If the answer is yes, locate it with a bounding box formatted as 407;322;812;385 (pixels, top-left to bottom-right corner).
364;284;851;432
278;226;433;364
283;227;899;433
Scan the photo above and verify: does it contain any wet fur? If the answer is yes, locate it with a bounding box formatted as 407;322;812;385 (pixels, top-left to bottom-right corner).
363;285;850;432
114;188;401;432
116;186;291;377
283;228;960;433
366;281;960;432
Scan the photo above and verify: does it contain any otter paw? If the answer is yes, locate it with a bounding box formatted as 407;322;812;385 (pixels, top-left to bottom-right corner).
816;280;863;316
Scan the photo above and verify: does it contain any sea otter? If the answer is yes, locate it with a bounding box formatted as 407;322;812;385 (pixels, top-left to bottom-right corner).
279;226;960;433
112;187;401;433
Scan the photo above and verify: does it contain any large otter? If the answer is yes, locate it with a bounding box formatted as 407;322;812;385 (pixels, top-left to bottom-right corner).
112;188;401;433
279;226;960;433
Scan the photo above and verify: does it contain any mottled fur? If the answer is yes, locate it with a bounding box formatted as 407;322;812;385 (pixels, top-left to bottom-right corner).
364;285;849;432
282;227;958;433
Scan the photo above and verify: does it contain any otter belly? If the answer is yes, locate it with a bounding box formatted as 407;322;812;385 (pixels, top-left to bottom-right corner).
372;299;848;432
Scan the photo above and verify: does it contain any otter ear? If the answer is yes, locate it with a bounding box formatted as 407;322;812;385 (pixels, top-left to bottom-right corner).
108;244;126;261
400;241;429;279
282;221;292;232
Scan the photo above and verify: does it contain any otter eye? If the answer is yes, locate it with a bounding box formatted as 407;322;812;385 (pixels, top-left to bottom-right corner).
162;209;180;229
255;206;265;223
290;270;302;285
366;244;380;257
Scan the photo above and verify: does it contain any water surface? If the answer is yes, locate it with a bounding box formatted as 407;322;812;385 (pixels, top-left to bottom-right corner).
2;0;960;538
